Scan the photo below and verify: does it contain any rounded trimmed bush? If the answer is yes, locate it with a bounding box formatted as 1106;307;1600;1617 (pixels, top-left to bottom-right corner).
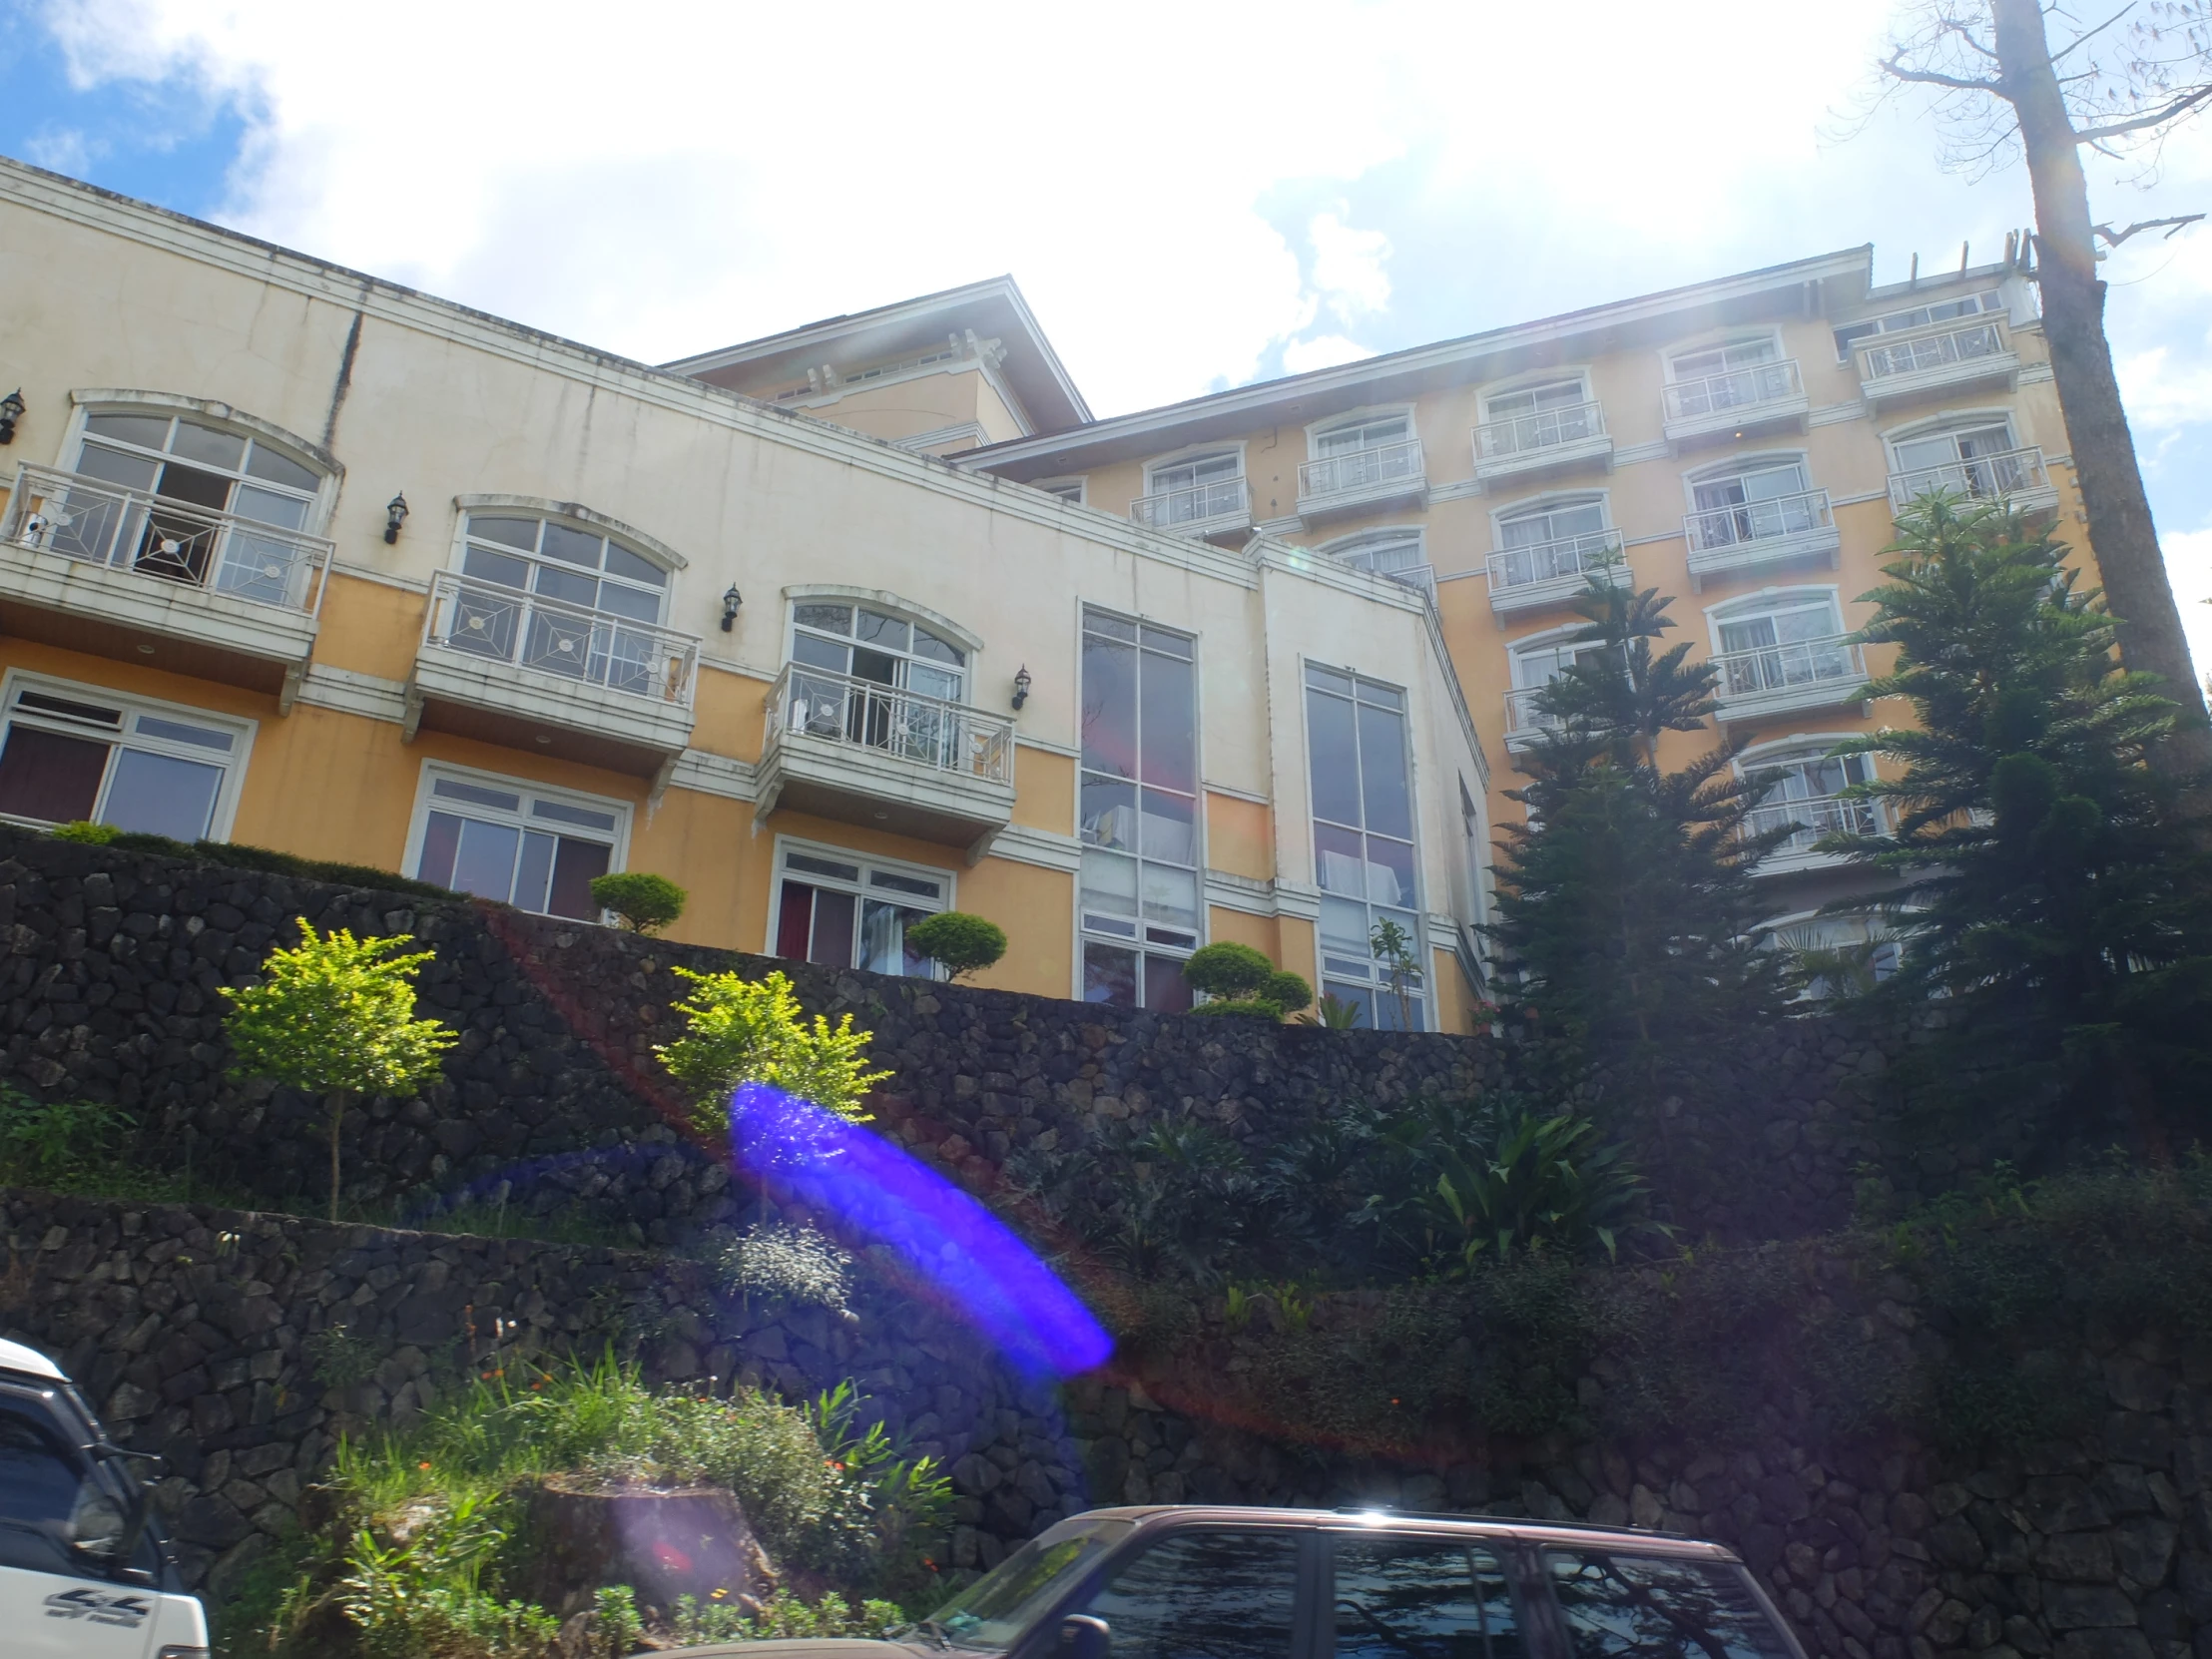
1181;941;1274;999
1189;997;1285;1020
1260;970;1313;1014
904;910;1007;982
590;871;688;935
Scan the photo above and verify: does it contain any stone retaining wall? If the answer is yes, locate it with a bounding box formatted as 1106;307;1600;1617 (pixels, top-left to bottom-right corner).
0;829;1936;1243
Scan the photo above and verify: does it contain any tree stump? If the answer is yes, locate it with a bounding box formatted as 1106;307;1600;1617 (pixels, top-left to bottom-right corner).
518;1478;777;1618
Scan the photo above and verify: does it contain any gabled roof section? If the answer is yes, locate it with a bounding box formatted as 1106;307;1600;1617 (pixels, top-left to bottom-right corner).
661;276;1092;435
956;246;1876;479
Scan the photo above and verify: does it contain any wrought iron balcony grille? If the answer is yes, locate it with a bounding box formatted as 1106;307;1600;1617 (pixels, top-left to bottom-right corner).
1487;529;1625;590
1297;439;1425;502
421;570;700;707
768;661;1013;784
1684;489;1834;552
1663;359;1804;422
1;462;333;614
1130;476;1249;529
1886;446;2050;512
1475;399;1606;460
1859;320;2006;382
1713;636;1867;703
1743;794;1884;856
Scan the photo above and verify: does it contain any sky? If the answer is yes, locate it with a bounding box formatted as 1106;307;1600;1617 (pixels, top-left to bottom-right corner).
3;0;2208;675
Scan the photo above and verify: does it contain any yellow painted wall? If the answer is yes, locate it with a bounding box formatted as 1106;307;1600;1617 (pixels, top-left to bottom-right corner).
1012;747;1074;834
1204;791;1273;881
1206;907;1279;964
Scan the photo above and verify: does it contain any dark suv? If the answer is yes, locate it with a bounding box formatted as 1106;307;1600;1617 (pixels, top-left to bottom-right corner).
664;1504;1807;1659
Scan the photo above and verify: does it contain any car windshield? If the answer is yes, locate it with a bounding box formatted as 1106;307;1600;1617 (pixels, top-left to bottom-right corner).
919;1515;1134;1650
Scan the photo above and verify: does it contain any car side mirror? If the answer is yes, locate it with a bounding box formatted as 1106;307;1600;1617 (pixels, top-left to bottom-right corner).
1058;1615;1111;1659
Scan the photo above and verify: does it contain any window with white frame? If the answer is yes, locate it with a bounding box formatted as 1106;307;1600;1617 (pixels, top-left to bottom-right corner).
774;842;950;976
1315;413;1411;455
410;769;623;919
1141;451;1243;525
1771;911;1903;1000
1035;478;1086;506
61;408;326;602
1306;663;1423;1030
1510;633;1613;693
1743;744;1880;854
1458;775;1485;928
1712;591;1854;695
444;514;674;696
1686;456;1820;549
1324;528;1429;591
791;601;965;703
1079;607;1200;1009
0;677;251;842
1493;494;1612;586
1669;337;1778;381
1479;378;1597;455
1888;417;2032;501
1834;290;2004;358
458;514;669;626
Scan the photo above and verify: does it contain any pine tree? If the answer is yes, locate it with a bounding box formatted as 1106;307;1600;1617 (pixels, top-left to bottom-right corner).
1487;580;1793;1099
1825;496;2212;1139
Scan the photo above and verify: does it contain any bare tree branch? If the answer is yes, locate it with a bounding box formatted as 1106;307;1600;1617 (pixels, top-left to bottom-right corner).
2046;3;2138;64
1938;13;2006;56
1883;46;2007;90
2074;80;2212;137
2092;212;2207;243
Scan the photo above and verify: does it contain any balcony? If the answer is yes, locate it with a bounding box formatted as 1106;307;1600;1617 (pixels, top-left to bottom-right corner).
1472;401;1611;486
1661;359;1809;448
1501;686;1567;756
1887;445;2058;517
1712;636;1868;724
0;463;330;702
406;570;700;777
1130;477;1251;540
1744;795;1885;875
1856;320;2019;408
1682;489;1841;589
757;662;1016;858
1296;439;1427;525
1486;530;1630;618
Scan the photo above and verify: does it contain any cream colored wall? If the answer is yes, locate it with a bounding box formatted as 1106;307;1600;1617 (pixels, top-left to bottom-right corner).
0;172;1482;1009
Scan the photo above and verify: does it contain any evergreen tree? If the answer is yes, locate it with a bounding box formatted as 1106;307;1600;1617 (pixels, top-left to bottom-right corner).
1487;580;1793;1098
1824;496;2212;1138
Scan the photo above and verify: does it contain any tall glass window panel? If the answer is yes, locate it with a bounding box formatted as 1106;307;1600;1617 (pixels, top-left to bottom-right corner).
1080;609;1198;1007
0;687;239;841
412;775;618;921
772;847;946;978
1306;663;1424;1029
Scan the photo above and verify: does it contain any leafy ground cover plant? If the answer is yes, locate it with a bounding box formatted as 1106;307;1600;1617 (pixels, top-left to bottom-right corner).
236;1354;947;1657
222;919;457;1221
714;1219;855;1314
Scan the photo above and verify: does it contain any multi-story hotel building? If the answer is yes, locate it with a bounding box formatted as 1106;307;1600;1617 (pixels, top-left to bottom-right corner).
0;156;2085;1030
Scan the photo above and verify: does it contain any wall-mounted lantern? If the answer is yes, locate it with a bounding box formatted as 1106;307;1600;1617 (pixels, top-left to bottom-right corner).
1011;664;1032;711
383;493;409;544
0;389;24;445
720;585;744;633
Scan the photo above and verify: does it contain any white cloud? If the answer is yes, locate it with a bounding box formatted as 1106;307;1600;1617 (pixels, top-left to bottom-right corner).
1282;334;1378;374
2162;527;2212;685
23;127;97;175
1309;212;1391;322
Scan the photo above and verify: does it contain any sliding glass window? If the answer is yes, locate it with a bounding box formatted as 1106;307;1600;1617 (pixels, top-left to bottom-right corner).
1306;663;1424;1030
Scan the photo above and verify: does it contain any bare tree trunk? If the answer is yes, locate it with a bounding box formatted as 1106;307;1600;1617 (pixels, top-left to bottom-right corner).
1990;0;2212;774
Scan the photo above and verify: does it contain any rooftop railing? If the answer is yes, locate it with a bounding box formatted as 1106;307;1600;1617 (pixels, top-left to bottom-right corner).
1858;320;2007;382
1297;439;1425;502
1886;446;2050;512
1487;529;1624;591
1713;636;1867;706
1474;399;1606;461
1;462;333;615
1662;358;1804;422
421;570;700;708
768;660;1013;785
1130;476;1249;530
1684;488;1834;553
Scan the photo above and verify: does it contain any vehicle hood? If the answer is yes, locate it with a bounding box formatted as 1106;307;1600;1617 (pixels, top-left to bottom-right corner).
653;1640;926;1659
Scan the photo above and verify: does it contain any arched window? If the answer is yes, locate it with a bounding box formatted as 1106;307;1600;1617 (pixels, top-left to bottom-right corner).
1740;739;1882;855
1709;589;1855;699
1322;528;1429;593
1685;454;1820;549
1770;910;1903;1000
1667;335;1779;382
1492;493;1613;587
1887;413;2031;502
442;511;676;697
791;600;965;703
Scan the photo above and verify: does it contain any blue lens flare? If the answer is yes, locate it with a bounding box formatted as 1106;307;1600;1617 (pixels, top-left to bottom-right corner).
727;1082;1113;1381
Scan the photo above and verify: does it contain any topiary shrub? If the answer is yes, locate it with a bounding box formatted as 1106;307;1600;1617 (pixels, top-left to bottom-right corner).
904;910;1006;981
1260;970;1313;1014
591;870;688;934
1182;941;1273;1000
1190;997;1285;1020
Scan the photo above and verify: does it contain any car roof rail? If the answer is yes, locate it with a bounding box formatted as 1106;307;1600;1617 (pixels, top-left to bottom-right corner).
1327;1506;1696;1541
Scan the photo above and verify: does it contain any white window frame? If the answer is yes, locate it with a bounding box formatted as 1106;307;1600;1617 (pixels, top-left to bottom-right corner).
1766;907;1906;1000
1301;655;1427;1032
1506;620;1614;690
1479;372;1594;423
784;590;978;705
1880;409;2024;471
1832;290;2006;361
0;669;258;842
1320;525;1428;581
1490;489;1612;549
1142;445;1245;497
447;495;685;626
400;760;633;917
61;392;341;535
1664;331;1783;383
1307;406;1416;457
1033;477;1087;507
1682;451;1813;508
1705;585;1848;651
1735;732;1883;848
767;833;955;975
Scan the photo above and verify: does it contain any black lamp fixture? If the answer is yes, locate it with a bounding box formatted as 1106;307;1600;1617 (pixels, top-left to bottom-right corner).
1011;664;1032;711
383;492;409;544
0;389;23;445
720;584;743;632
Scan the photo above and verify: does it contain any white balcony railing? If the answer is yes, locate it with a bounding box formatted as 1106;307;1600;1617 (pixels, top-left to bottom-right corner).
1744;795;1883;858
1297;439;1425;503
1503;686;1567;745
1487;529;1625;592
769;661;1013;786
1713;636;1867;707
1887;446;2051;512
421;570;700;708
1685;489;1834;554
1475;400;1606;462
0;462;332;614
1859;320;2006;383
1130;476;1249;530
1663;359;1804;423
